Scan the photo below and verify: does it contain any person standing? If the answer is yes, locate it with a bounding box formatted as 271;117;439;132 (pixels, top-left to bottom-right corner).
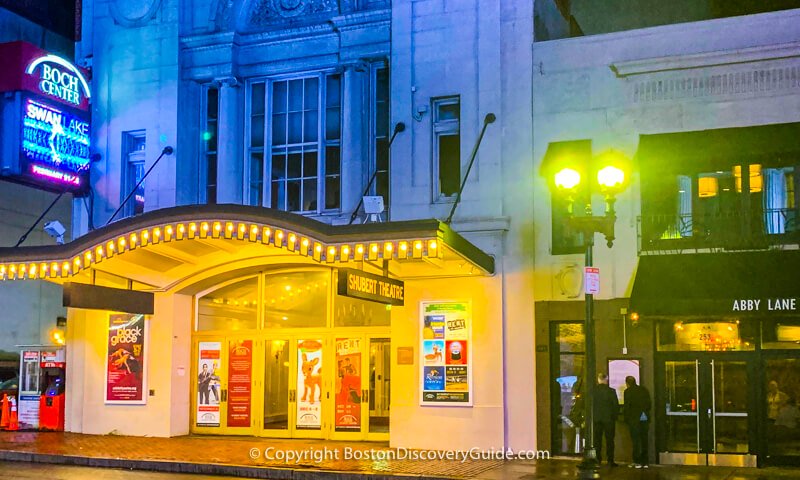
594;373;620;467
623;375;651;468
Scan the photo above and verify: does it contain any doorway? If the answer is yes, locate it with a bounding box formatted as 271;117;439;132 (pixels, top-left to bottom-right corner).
191;333;390;440
657;354;757;466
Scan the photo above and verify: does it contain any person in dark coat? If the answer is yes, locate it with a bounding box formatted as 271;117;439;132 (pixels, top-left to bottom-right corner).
594;373;620;466
623;375;652;468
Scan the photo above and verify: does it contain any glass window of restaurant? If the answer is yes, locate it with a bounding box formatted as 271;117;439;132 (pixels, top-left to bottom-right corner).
655;317;800;466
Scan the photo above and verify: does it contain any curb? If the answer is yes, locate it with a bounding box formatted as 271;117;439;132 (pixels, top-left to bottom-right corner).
0;450;460;480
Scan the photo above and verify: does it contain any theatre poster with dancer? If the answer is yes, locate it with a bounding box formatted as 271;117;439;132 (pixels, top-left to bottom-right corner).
105;314;147;404
196;341;222;427
335;338;362;431
296;339;323;429
420;301;472;406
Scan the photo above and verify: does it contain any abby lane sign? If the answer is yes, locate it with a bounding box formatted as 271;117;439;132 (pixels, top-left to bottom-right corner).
338;268;404;306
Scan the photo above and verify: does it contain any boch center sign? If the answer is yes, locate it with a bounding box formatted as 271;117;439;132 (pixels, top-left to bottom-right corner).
337;268;404;306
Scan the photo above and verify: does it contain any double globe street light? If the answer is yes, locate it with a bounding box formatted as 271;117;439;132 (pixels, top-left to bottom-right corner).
550;150;630;479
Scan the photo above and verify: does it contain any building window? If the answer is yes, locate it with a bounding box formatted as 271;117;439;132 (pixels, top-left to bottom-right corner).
201;86;219;204
247;73;342;213
372;66;390;203
432;96;461;200
122;130;146;218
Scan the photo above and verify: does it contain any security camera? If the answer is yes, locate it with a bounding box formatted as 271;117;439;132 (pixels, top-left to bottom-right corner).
44;220;66;245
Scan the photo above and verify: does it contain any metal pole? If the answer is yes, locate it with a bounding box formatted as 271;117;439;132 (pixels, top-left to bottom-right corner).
106;146;173;226
578;232;599;479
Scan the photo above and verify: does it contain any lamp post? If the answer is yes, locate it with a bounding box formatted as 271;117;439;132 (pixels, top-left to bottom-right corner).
552;151;629;480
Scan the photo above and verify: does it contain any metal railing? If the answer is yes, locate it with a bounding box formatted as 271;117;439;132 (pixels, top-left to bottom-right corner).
637;208;800;254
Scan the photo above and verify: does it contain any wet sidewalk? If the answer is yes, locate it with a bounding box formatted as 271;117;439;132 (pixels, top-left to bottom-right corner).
1;431;799;479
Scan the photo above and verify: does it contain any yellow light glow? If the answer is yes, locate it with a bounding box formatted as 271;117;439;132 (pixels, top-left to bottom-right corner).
356;244;364;254
179;224;186;233
301;238;309;247
84;252;92;262
62;262;70;272
342;246;350;257
277;231;284;240
384;242;393;252
107;240;116;253
429;240;438;250
250;225;258;234
226;222;234;232
597;165;625;189
315;243;322;253
202;222;209;231
142;230;149;241
399;242;408;252
371;244;378;253
554;168;581;190
190;223;197;232
698;177;718;198
166;225;173;236
289;234;297;243
238;224;246;234
96;246;104;257
51;262;59;272
118;237;126;249
130;233;138;245
328;246;336;256
414;241;423;250
214;222;222;231
73;258;81;268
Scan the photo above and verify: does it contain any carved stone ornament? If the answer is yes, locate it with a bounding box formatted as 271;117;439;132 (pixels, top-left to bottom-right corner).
247;0;339;26
110;0;162;28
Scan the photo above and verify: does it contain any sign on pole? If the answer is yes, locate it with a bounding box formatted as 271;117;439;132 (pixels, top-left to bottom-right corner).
585;267;600;295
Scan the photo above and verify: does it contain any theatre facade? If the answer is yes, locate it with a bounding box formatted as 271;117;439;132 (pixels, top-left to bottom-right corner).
0;205;510;449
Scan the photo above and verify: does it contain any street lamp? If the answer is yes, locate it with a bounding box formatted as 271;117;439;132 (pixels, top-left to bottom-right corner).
551;149;630;479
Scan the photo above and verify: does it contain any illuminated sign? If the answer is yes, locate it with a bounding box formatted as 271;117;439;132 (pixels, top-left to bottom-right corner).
337;268;404;306
20;97;90;192
25;55;91;107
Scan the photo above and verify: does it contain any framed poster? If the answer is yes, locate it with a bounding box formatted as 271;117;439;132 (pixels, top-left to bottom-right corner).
607;358;641;404
420;301;472;406
226;340;252;427
196;341;222;427
335;337;362;431
105;314;147;405
296;339;323;429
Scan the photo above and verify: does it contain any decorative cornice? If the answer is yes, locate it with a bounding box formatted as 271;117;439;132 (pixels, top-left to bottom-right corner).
610;41;800;77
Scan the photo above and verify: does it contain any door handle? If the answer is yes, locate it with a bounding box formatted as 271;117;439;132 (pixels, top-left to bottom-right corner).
707;408;712;419
362;389;369;403
221;389;228;402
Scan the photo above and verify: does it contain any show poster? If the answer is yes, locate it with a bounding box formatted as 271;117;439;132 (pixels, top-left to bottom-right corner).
196;341;222;427
335;338;362;431
297;339;323;429
420;301;472;406
105;314;147;405
226;340;252;428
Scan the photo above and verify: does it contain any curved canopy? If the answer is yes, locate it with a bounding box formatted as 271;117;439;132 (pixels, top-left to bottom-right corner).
0;205;494;291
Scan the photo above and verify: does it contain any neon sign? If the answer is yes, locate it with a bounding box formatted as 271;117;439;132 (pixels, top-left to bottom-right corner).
25;55;91;107
21;97;90;191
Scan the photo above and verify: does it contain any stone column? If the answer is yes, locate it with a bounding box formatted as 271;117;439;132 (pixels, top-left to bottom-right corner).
340;65;367;220
214;76;243;204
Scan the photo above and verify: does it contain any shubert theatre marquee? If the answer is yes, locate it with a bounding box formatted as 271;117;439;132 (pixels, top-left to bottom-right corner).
0;204;499;449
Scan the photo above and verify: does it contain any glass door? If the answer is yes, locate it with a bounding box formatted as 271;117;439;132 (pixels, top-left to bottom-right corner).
261;337;291;436
329;334;390;440
763;357;800;465
192;336;258;435
368;337;391;438
659;356;755;466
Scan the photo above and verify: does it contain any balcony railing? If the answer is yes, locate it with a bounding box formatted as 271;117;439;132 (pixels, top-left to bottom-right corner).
638;208;800;254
